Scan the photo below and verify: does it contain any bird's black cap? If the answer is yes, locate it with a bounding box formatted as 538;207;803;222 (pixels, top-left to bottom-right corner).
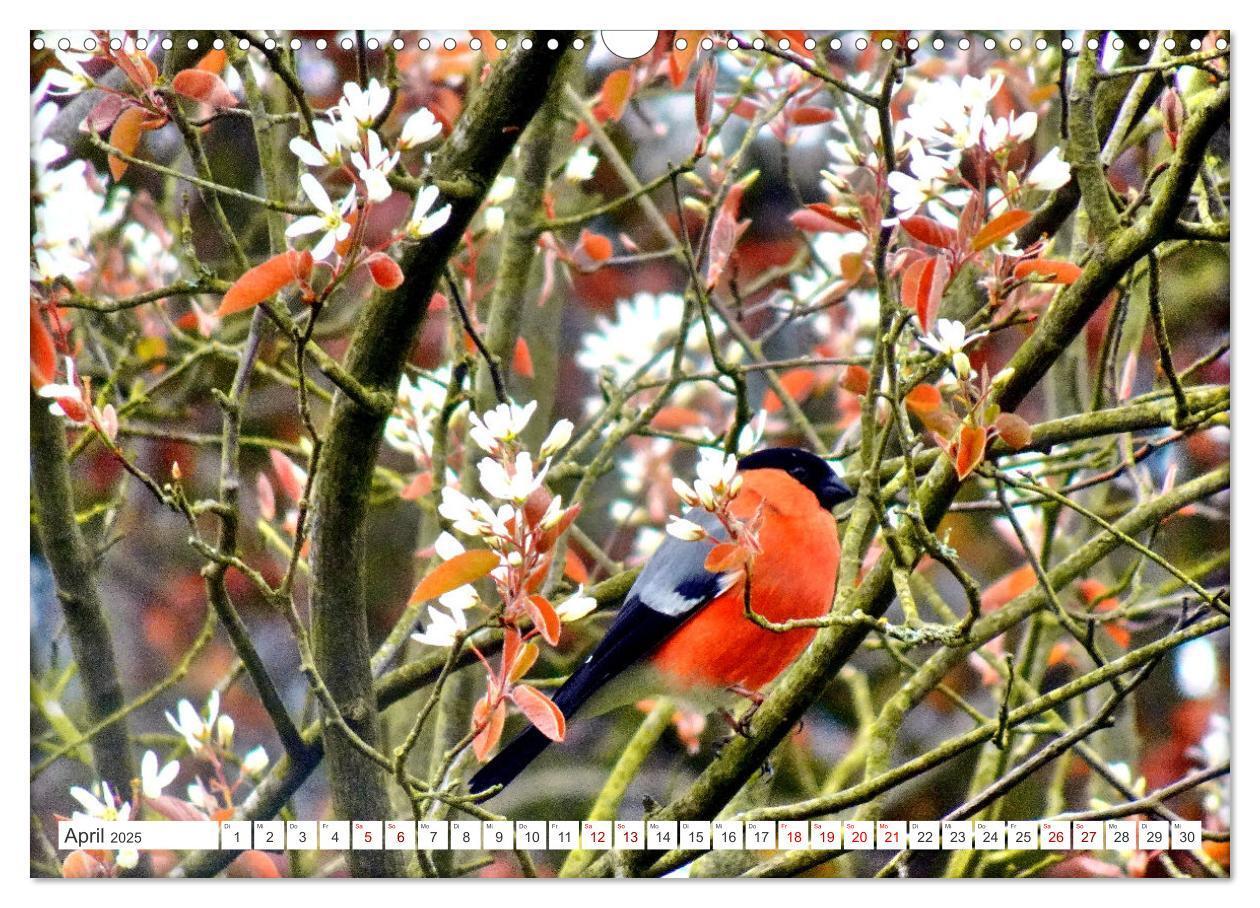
737;447;853;510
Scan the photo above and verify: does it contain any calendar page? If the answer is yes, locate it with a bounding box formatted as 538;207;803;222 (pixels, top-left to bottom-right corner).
28;23;1230;883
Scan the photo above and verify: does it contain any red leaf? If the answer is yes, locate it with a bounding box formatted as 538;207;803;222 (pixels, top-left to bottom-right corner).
789;204;863;234
508;640;540;683
171;69;237;108
763;30;808;53
598;69;633;121
761;367;817;413
900;254;945;331
269;449;306;502
61;850;107;878
970;209;1032;251
399;471;434;501
511;684;566;742
108;106;146;181
563;546;589;584
472;694;506;762
788;106;835;126
904;383;943;416
994;412;1033;450
525;594;562;646
513;336;534;378
900;215;957;249
952;424;987;479
366;252;404;289
195;48;227;74
409;550;500;605
840;364;870;396
980;564;1036;613
579;229;613;263
227;850;281;878
30;303;56;388
216;250;312;317
670;31;703;86
1013;259;1082;285
706;183;751;289
694;54;717;142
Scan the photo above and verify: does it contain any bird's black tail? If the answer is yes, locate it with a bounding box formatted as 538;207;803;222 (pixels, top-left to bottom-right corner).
468;660;600;796
467;723;554;795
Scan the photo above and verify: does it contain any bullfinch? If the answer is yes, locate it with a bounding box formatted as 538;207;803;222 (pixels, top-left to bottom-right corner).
469;447;851;796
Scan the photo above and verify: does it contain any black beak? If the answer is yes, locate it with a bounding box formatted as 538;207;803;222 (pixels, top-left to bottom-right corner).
818;474;854;511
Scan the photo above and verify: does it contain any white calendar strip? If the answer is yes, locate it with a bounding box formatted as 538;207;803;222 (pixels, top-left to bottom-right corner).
57;818;1204;853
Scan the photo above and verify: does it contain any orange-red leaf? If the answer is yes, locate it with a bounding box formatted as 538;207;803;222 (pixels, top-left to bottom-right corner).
901;254;945;331
108;106;146;181
1013;259;1082;285
579;229;613;263
399;471;434;501
788;204;862;234
904;383;943;416
789;106;835;126
840;364;870;396
61;850;107;878
508;641;540;683
525;594;562;646
171;69;237;108
511;684;566;742
513;336;534;378
761;367;817;413
227;850;281;878
669;31;703;86
366;253;404;289
970;209;1032;251
563;546;589;584
409;550;499;605
195;48;227;73
473;694;507;762
994;412;1033;450
30;303;56;388
900;215;957;249
980;564;1036;613
216;250;312;317
953;424;987;479
599;69;633;121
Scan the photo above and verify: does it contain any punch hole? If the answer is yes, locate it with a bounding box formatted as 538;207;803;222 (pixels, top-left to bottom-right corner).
601;31;658;60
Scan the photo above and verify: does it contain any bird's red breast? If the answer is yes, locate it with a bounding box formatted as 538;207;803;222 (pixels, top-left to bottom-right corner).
648;468;841;691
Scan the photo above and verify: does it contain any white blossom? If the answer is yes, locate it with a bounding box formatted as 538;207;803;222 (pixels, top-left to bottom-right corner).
399;107;442;149
337;78;389;128
351;130;400;202
140;750;180;799
412;604;467;647
556;587;597;622
285;173;354;260
468;400;537;452
288;119;344;168
242;745;270;776
919;318;988;378
404;185;452;239
539;419;574;458
666;516;708;541
981;111;1038;151
1026;146;1072;190
70;781;130;822
736;410;769;456
564;146;599;182
478;451;547;503
164;689;220;755
887;144;959;214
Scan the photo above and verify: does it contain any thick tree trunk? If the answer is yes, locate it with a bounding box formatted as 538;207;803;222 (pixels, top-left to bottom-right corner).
307;32;574;877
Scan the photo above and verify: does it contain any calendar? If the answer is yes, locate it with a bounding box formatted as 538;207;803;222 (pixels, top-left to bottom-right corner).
29;13;1231;884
